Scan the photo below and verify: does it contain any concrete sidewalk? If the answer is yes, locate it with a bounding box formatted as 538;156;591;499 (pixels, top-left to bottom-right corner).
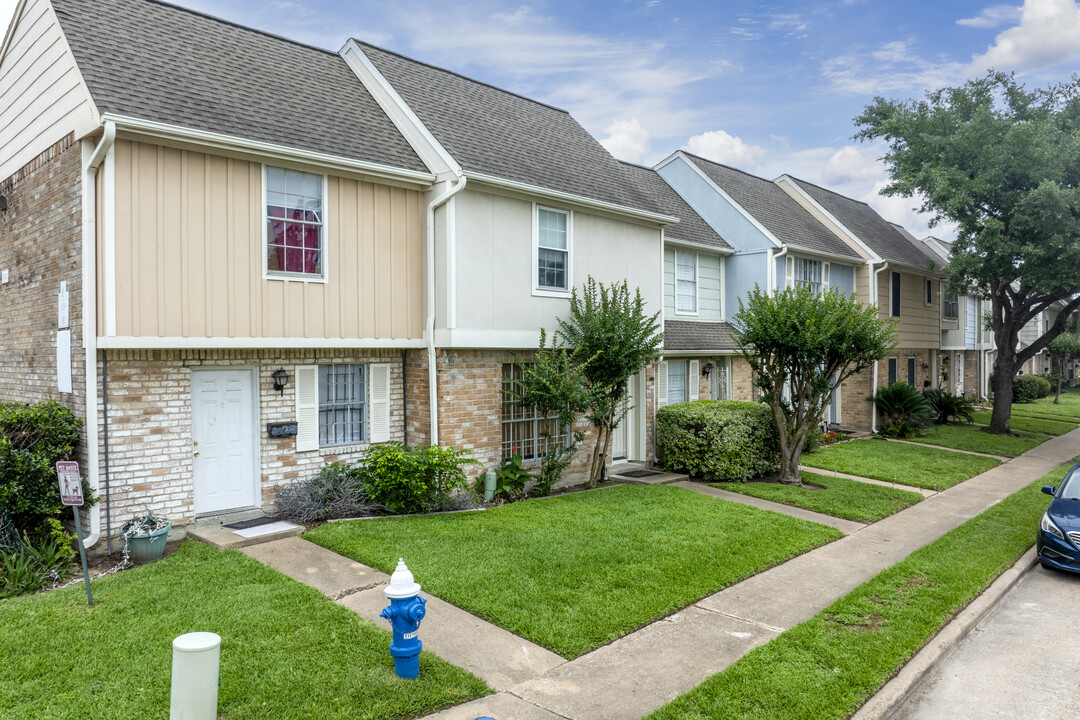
244;427;1080;720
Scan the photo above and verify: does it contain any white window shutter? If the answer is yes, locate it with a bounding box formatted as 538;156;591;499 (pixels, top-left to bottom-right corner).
785;256;794;289
657;361;669;408
823;262;830;290
688;360;699;401
369;363;392;443
295;365;319;452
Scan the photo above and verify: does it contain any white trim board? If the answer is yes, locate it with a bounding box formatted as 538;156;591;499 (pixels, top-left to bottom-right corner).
96;336;427;350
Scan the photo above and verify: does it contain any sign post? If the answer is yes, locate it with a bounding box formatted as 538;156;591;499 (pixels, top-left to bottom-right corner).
56;461;92;607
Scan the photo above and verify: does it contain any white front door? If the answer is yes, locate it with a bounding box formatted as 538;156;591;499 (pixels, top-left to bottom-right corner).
191;369;258;515
956;353;965;396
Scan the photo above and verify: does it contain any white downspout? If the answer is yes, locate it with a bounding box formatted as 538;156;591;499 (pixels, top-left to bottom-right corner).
870;261;890;433
425;175;466;447
81;121;115;548
770;246;788;295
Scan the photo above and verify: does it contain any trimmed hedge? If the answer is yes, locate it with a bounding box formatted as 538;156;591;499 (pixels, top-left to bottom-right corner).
1013;374;1044;403
656;401;778;482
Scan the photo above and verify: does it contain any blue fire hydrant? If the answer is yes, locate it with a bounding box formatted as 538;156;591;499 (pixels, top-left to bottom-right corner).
380;558;427;679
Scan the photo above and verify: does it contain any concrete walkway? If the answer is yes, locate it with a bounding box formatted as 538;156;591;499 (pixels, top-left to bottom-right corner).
244;428;1080;720
799;465;940;497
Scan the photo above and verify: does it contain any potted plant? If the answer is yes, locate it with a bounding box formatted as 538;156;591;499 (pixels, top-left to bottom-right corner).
121;508;171;563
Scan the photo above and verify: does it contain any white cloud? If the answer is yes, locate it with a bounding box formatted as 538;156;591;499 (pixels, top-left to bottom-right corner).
684;129;767;168
600;118;652;164
957;4;1022;28
970;0;1080;72
823;146;883;184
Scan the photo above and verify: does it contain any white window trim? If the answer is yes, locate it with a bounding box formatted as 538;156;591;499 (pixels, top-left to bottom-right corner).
532;203;573;297
318;363;369;448
674;250;699;316
887;356;899;385
262;164;329;284
941;281;959;322
890;271;902;318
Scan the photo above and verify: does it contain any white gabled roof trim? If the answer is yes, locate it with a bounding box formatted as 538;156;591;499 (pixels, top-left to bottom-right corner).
664;237;734;255
785;244;867;264
339;39;462;177
0;0;29;69
774;174;883;262
666;151;783;249
101;113;436;187
465;171;679;226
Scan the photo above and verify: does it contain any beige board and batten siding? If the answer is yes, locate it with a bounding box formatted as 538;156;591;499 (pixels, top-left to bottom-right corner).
0;0;98;181
99;139;424;341
449;187;662;335
663;247;722;320
879;269;940;349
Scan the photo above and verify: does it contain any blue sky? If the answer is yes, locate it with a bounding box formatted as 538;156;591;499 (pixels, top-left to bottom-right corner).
5;0;1080;238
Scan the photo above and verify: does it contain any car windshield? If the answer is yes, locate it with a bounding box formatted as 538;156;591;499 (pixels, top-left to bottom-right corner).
1060;468;1080;500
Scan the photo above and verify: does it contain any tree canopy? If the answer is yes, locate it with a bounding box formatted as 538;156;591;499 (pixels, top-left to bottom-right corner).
855;72;1080;433
734;286;896;485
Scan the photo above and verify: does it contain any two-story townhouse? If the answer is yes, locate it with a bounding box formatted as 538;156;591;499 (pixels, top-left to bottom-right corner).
342;42;675;474
652;152;868;426
775;176;947;430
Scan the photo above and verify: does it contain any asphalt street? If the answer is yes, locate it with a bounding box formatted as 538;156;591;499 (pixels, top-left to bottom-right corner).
892;565;1080;720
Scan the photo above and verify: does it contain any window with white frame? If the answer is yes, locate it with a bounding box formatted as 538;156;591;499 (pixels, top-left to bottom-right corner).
318;364;365;446
668;360;689;404
502;364;569;460
675;251;698;313
793;257;824;294
266;166;324;277
943;290;959;320
536;207;570;292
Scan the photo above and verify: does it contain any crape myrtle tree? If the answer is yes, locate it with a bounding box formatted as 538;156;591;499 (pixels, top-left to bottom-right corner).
856;72;1080;434
734;286;897;486
540;277;662;488
1047;327;1080;404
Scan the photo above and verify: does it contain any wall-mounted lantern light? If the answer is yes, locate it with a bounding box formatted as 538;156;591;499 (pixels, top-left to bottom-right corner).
702;362;715;377
921;362;929;369
272;367;289;394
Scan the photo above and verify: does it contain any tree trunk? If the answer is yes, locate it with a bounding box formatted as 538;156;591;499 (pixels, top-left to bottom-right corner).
588;423;603;488
1053;356;1062;404
989;354;1015;435
778;440;803;485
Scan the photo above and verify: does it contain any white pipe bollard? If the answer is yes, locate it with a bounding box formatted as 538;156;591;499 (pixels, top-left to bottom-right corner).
170;632;221;720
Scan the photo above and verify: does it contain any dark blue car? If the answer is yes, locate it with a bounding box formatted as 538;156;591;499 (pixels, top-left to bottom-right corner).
1038;459;1080;574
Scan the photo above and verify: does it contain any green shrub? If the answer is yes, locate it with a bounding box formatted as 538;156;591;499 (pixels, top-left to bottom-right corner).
277;462;376;524
0;400;92;546
0;524;73;598
923;389;975;424
656;401;779;482
1012;374;1043;403
1024;374;1052;399
872;383;932;438
359;443;476;515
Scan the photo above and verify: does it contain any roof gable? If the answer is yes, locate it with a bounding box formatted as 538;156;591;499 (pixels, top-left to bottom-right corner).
50;0;427;173
620;162;731;250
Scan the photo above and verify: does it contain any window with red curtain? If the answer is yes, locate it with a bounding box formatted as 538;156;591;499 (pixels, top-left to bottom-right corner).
266;166;323;277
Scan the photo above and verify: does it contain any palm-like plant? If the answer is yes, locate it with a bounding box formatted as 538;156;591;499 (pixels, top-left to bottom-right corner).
873;382;933;438
922;389;975;425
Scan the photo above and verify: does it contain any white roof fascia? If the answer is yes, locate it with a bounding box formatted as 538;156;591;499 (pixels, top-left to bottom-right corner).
0;0;29;68
339;39;461;177
774;174;883;263
785;244;867;265
670;151;783;249
664;237;734;255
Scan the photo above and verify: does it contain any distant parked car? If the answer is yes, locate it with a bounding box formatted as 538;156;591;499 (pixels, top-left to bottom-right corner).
1038;459;1080;574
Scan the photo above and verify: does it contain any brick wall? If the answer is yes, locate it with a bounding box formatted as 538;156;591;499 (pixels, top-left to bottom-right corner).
0;133;85;444
731;356;756;401
95;348;405;540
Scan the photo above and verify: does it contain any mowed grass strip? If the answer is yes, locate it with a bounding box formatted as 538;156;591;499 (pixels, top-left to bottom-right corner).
647;461;1070;720
907;423;1050;458
801;439;1000;490
971;411;1078;436
306;484;842;659
710;472;923;523
0;541;490;720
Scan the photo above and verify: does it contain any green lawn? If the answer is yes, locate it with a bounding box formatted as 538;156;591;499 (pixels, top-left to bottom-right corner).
648;461;1070;720
972;411;1078;436
306;484;842;659
907;423;1051;457
801;439;1000;490
0;541;489;720
710;472;923;523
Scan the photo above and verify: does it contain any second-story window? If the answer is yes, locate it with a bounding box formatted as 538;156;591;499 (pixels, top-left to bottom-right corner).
890;272;902;317
943;291;959;320
266;166;324;278
925;278;933;305
794;257;824;294
536;207;570;292
676;251;698;313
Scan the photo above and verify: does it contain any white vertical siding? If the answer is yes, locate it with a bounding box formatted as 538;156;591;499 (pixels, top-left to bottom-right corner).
0;0;98;181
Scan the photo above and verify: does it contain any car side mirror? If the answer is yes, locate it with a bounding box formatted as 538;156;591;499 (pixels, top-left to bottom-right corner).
1042;485;1056;496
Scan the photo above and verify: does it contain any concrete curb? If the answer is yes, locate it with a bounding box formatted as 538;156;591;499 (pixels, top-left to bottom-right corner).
851;546;1039;720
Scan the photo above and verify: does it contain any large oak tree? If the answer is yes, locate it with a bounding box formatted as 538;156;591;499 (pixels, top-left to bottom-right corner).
856;72;1080;433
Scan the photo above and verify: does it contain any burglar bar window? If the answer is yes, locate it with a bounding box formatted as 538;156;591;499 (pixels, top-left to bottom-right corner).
318;364;366;446
502;363;569;460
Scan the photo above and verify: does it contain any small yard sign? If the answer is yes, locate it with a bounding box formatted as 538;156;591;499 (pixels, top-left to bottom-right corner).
57;461;83;505
55;461;93;606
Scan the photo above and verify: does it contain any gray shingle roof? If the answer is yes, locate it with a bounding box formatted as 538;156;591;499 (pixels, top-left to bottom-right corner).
619;162;731;250
664;320;738;352
683;154;862;260
51;0;427;173
788;178;940;268
357;42;664;214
